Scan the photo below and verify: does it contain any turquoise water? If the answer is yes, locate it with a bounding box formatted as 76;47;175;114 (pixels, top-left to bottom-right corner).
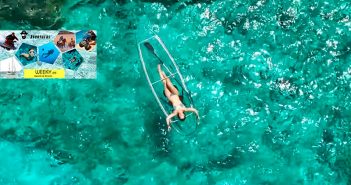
1;0;351;184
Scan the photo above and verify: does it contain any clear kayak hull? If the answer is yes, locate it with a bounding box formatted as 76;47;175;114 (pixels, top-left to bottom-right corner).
138;35;198;135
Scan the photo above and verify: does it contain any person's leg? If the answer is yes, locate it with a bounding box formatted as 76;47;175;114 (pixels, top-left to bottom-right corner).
157;64;165;81
163;84;172;100
158;64;172;99
164;76;179;95
157;64;179;95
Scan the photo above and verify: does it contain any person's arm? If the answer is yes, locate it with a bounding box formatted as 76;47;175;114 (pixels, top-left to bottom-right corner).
166;112;177;131
185;107;199;118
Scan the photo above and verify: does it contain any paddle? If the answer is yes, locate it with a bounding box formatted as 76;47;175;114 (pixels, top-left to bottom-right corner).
144;42;164;64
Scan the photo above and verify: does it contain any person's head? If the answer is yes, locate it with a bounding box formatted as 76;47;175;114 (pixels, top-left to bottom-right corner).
79;41;84;47
12;32;15;36
29;48;35;57
178;111;186;121
85;44;92;50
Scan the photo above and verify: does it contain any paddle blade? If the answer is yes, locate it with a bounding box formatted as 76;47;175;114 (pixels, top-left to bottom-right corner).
143;42;154;53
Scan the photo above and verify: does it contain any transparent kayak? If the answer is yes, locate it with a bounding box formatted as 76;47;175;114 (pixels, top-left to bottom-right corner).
137;35;198;135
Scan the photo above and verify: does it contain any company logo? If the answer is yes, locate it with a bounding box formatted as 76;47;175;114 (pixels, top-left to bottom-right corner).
30;34;51;39
20;30;28;39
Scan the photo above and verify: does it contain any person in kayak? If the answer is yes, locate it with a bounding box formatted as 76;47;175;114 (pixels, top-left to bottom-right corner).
157;64;199;131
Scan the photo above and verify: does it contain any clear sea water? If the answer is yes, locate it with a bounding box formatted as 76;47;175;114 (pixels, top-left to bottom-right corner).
1;0;351;184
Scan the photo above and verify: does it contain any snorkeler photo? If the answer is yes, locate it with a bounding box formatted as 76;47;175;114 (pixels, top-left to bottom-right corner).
15;43;37;66
62;49;84;70
20;48;36;60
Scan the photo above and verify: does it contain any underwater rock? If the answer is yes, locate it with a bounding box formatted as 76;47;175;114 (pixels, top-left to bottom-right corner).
140;0;214;8
0;0;65;28
0;140;91;184
208;148;244;169
333;144;351;183
91;165;128;184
